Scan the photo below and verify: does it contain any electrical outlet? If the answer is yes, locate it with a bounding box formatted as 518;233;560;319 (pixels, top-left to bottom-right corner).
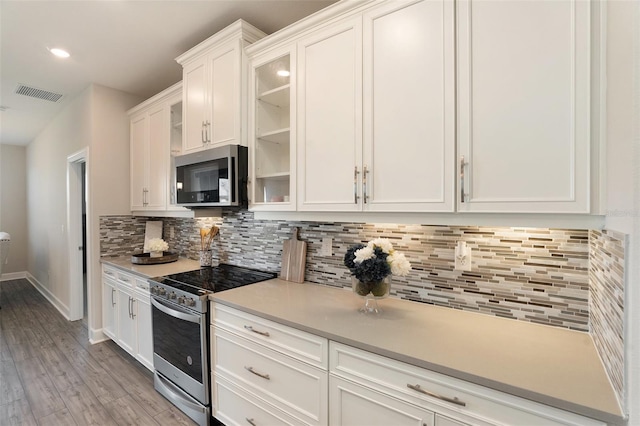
454;241;472;271
321;237;333;256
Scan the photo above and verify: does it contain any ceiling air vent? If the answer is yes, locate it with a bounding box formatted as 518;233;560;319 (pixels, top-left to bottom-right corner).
15;84;64;103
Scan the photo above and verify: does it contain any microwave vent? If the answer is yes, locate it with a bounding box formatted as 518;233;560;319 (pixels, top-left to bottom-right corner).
15;84;64;103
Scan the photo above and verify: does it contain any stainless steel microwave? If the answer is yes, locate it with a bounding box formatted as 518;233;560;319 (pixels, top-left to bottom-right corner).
175;145;247;208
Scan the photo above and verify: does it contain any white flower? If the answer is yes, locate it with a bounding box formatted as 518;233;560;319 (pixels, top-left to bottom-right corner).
146;238;169;253
354;246;375;263
388;252;411;276
368;238;393;254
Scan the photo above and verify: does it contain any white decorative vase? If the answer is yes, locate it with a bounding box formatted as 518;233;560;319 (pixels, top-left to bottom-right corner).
150;251;163;258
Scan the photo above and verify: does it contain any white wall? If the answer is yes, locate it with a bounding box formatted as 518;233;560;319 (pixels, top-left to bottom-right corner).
604;0;640;422
0;144;28;274
25;84;140;325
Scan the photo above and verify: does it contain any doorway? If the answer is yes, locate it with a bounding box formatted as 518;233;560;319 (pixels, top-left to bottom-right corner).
67;148;90;328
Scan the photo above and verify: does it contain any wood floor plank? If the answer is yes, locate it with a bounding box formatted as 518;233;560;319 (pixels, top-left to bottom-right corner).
0;398;37;426
0;360;25;405
103;394;160;426
153;406;198;426
5;328;45;362
38;344;84;394
36;408;78;426
14;357;66;419
59;384;118;426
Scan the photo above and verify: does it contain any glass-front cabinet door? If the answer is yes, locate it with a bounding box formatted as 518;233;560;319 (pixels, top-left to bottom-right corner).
248;46;296;210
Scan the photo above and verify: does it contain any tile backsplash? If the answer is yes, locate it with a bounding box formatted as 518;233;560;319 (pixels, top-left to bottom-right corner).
589;229;626;409
100;211;592;331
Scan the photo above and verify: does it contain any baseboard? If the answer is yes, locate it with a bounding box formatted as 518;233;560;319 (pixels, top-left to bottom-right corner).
0;271;27;281
90;328;109;344
25;273;71;320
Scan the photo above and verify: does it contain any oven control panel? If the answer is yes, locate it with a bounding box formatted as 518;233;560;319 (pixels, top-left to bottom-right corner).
150;285;201;311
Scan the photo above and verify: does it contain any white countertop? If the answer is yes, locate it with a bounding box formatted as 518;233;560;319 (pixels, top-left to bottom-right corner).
100;256;201;278
211;278;623;424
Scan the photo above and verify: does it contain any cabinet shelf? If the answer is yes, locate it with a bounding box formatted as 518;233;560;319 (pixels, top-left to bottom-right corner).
256;172;290;180
257;128;290;144
258;84;290;108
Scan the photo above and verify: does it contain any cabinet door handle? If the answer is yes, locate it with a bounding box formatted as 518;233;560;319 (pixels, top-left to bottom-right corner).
460;156;467;203
363;165;369;204
244;366;270;380
353;166;360;204
202;122;206;144
111;288;116;307
131;298;136;319
407;384;466;407
246;418;257;426
206;121;211;144
244;325;270;337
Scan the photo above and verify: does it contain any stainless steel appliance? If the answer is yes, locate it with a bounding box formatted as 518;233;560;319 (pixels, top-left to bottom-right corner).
148;265;276;426
175;144;248;208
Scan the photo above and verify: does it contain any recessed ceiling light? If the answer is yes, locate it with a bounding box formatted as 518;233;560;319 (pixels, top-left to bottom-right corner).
49;48;70;58
277;70;290;77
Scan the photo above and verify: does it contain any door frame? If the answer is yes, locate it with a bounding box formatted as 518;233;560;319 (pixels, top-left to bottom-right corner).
67;148;90;323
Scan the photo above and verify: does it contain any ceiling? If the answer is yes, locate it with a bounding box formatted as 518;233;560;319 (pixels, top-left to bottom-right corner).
0;0;337;146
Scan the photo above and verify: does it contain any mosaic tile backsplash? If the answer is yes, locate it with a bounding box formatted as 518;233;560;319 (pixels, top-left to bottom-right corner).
100;211;592;331
589;229;626;409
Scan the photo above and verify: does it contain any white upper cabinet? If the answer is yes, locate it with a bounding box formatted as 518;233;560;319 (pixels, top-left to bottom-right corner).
297;17;363;212
128;82;187;215
248;46;297;210
177;20;266;154
456;0;591;213
362;0;455;212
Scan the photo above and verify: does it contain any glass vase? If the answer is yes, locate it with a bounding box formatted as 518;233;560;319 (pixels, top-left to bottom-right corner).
352;276;391;314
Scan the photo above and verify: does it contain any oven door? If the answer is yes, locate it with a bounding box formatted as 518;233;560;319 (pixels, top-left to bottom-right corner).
151;296;209;405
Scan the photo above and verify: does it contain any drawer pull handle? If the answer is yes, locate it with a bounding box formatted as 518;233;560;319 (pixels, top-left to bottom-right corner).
407;384;466;407
245;366;270;380
246;418;257;426
244;325;270;337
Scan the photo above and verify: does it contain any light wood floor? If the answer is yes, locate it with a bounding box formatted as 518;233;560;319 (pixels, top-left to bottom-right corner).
0;278;197;426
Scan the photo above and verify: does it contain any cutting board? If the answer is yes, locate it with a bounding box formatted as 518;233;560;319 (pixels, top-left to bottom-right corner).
280;227;307;283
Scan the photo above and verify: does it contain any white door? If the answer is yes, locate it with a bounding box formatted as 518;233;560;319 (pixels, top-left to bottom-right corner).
147;105;168;210
457;0;590;213
134;291;153;371
183;59;208;153
117;285;136;355
329;376;435;426
363;0;455;212
210;46;238;147
297;17;363;211
130;114;147;210
102;278;117;340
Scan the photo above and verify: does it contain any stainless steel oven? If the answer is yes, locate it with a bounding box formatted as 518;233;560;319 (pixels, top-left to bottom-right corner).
149;265;277;426
151;295;210;426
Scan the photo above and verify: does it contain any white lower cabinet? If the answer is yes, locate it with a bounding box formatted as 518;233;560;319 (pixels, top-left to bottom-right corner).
101;265;154;371
211;303;328;425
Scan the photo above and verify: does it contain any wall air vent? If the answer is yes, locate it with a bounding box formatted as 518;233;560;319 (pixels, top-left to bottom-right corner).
15;84;64;103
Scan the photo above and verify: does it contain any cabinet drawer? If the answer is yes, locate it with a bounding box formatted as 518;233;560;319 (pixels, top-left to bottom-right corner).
102;265;117;280
330;342;605;426
213;373;307;426
330;375;434;426
134;277;150;293
212;303;328;369
116;271;135;287
212;327;328;425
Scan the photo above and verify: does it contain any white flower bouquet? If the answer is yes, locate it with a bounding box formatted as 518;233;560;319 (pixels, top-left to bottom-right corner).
145;238;169;254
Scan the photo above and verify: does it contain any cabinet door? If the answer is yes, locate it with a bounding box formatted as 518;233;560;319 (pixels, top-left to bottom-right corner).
297;17;363;211
102;278;117;340
457;0;590;213
210;46;238;147
435;414;470;426
330;375;434;426
147;105;168;210
363;0;455;212
183;59;208;154
130;114;147;210
134;290;153;371
117;286;136;355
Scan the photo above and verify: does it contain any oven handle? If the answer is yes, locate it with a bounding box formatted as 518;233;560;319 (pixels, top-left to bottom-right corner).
151;297;201;324
155;372;207;414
